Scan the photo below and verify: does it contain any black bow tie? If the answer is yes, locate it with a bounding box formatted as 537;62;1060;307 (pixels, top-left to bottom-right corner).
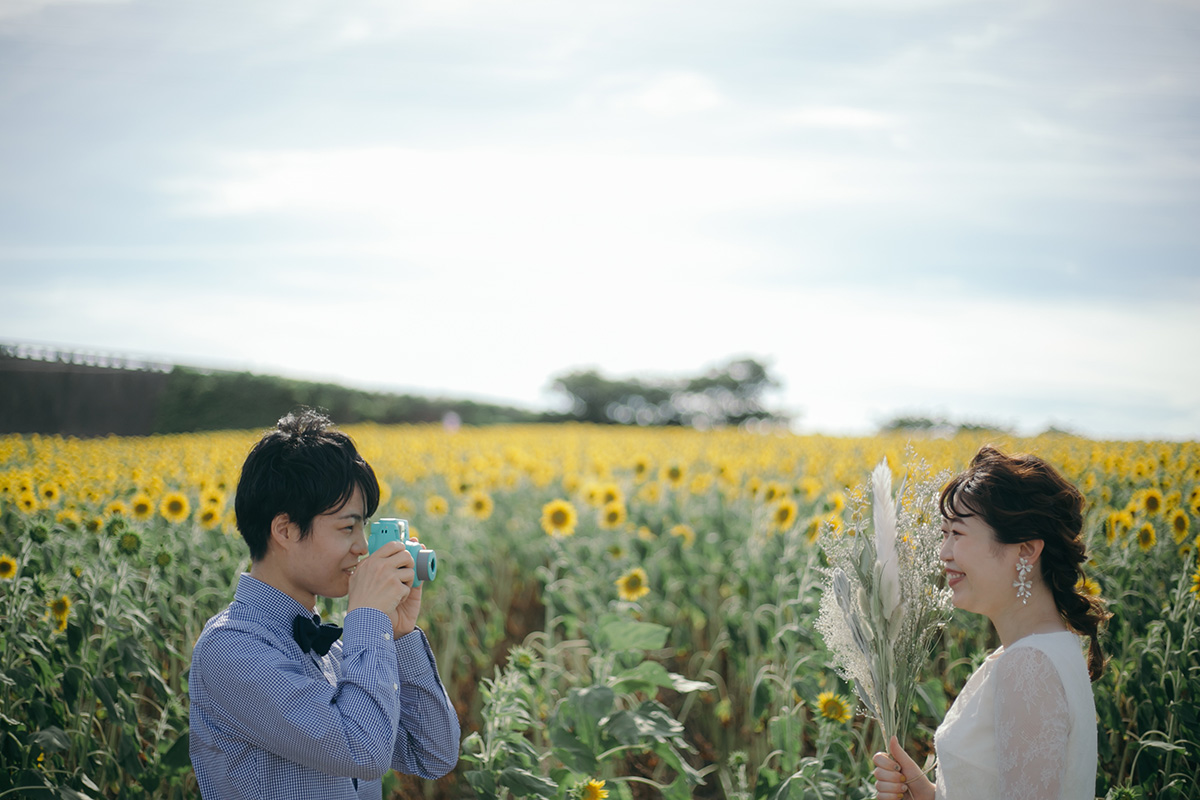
293;614;342;656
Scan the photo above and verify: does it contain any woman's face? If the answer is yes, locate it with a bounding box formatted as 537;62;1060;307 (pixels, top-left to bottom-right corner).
939;503;1022;619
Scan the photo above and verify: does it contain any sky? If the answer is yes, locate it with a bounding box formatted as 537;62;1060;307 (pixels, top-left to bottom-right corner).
1;0;1198;440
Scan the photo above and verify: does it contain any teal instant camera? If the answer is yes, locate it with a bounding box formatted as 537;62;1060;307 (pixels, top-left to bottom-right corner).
367;518;437;587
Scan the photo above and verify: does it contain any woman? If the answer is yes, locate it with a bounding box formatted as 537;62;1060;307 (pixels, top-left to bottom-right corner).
872;446;1109;800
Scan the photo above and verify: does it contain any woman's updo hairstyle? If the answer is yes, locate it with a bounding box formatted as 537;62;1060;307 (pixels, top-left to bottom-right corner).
939;445;1110;681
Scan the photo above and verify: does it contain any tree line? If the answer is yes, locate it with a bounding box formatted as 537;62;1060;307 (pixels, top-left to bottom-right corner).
1;350;789;436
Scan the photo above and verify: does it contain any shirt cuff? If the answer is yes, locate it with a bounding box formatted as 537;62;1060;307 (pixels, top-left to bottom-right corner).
394;627;439;682
342;607;396;650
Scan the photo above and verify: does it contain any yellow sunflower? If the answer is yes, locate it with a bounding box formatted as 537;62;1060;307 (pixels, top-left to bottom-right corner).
772;498;799;531
49;594;71;618
541;499;578;538
160;492;191;524
637;481;662;504
49;595;71;630
105;499;128;519
0;554;17;581
1141;487;1164;515
598;500;626;530
425;495;448;517
56;508;82;530
449;475;472;497
689;473;714;496
669;523;696;548
1106;510;1133;544
467;491;494;521
745;476;763;499
198;506;221;530
130;493;154;521
1191;565;1200;597
615;567;650;602
1076;576;1101;597
1136;522;1157;551
760;481;786;504
17;492;38;514
815;691;852;723
660;462;686;489
1168;508;1190;544
632;455;652;482
599;483;623;506
797;477;821;502
580;779;608;800
38;481;62;504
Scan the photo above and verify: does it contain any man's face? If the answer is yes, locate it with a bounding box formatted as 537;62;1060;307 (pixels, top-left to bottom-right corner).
289;484;368;603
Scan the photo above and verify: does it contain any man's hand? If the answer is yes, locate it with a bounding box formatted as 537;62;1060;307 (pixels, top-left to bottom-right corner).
347;541;413;633
393;538;424;637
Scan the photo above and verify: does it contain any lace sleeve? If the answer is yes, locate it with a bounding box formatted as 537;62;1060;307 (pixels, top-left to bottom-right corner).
993;645;1071;800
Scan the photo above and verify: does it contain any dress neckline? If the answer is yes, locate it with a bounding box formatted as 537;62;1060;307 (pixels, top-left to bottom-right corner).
987;628;1074;661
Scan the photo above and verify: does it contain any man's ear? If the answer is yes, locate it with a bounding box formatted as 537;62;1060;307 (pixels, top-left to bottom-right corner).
269;513;298;553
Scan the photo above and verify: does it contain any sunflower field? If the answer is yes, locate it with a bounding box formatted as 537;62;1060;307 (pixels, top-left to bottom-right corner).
1;424;1197;799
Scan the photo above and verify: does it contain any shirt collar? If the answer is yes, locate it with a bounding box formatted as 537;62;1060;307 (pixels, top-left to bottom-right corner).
231;573;319;633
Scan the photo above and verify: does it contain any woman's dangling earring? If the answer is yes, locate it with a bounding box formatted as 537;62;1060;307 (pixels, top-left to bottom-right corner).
1014;557;1033;604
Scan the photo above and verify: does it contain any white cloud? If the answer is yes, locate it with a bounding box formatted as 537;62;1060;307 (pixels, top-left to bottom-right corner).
161;145;919;285
167;147;891;218
0;0;127;23
608;71;725;116
784;106;899;130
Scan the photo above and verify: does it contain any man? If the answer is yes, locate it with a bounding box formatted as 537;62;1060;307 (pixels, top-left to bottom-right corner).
189;407;459;799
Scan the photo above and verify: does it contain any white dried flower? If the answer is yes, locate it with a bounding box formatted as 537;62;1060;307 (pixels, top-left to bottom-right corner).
814;455;954;747
872;458;902;621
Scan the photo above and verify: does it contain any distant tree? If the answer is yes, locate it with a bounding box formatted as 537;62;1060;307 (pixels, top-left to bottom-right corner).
877;414;1012;436
548;357;787;428
154;367;541;433
955;420;1014;435
878;415;941;433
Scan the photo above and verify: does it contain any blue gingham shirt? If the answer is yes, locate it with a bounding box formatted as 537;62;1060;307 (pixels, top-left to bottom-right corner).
189;574;460;799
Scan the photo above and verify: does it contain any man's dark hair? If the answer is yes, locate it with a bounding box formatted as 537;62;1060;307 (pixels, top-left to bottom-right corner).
234;407;380;561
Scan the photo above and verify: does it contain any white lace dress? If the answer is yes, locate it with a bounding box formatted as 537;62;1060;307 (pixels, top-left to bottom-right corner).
933;631;1097;800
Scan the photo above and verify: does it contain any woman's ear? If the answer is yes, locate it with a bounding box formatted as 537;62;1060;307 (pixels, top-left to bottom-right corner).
1019;538;1045;564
